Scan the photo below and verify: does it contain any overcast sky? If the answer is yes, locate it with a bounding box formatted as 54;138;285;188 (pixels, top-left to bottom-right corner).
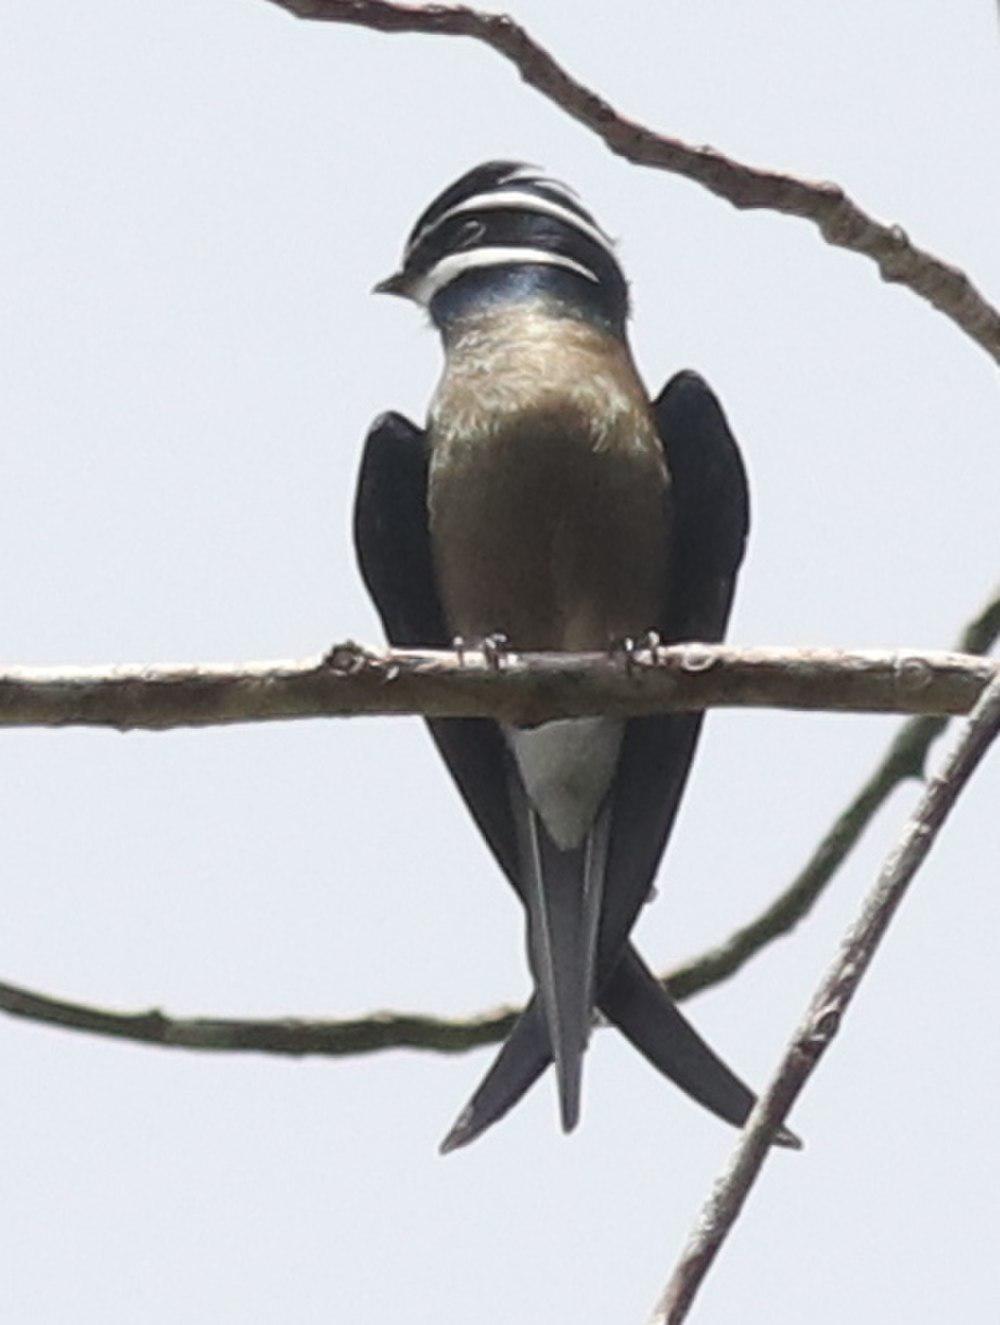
2;2;999;1322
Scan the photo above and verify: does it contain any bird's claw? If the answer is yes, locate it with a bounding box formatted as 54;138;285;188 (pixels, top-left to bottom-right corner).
452;635;467;666
608;634;639;677
643;630;663;667
481;632;509;673
609;630;663;676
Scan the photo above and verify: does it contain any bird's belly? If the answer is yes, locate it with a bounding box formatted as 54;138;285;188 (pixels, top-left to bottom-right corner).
427;370;670;849
428;418;669;652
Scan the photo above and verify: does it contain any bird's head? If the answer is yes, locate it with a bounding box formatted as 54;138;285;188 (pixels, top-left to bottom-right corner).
374;161;629;337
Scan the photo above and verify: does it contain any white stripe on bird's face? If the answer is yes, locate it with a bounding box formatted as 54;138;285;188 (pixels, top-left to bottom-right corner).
406;246;600;308
406;188;615;262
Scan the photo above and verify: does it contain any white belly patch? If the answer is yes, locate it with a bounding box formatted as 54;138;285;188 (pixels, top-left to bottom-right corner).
505;717;623;850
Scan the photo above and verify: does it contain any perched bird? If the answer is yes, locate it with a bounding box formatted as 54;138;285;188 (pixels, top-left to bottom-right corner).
354;161;795;1153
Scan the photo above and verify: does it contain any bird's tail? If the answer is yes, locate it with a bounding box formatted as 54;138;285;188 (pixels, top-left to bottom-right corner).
601;948;801;1149
439;946;802;1152
510;777;610;1132
439;998;549;1153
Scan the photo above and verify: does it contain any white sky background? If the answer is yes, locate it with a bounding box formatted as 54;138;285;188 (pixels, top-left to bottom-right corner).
2;2;999;1321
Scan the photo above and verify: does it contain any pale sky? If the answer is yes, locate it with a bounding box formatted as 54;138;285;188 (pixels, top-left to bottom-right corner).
2;3;999;1322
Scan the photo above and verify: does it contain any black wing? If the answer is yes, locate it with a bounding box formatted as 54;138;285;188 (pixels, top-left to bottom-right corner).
437;372;758;1150
353;412;445;649
436;373;775;1152
596;369;750;993
353;411;521;874
595;372;796;1147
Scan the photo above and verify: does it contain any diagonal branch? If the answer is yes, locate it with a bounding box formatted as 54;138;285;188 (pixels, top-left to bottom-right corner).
649;669;1000;1325
0;644;996;732
261;0;1000;365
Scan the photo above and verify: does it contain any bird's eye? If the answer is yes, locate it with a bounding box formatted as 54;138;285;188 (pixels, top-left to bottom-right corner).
457;219;486;247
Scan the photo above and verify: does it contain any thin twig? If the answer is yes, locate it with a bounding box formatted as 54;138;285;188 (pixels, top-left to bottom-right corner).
0;644;995;732
0;980;519;1056
260;0;1000;365
649;672;1000;1325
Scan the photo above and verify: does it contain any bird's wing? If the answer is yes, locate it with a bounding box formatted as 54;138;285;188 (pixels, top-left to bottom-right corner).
353;411;446;650
593;370;759;1128
440;372;788;1153
354;412;608;1138
597;368;750;992
353;410;520;873
354;412;549;1139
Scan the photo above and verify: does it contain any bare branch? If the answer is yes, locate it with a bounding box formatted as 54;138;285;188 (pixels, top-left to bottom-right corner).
0;980;519;1056
261;0;1000;365
0;644;996;732
649;671;1000;1325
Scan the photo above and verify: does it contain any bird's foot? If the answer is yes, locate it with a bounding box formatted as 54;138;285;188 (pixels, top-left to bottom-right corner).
453;633;509;672
608;634;638;676
609;631;663;676
610;633;660;675
643;630;663;667
480;632;510;673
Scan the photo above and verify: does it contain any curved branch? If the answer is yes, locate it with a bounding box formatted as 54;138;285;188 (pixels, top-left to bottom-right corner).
0;644;996;732
650;668;1000;1325
261;0;1000;365
0;980;519;1056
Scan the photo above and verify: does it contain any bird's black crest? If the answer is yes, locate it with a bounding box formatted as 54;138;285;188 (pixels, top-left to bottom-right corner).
405;161;600;250
399;160;629;329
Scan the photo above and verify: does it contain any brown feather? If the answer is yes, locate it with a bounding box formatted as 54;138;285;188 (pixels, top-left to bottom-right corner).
427;304;669;651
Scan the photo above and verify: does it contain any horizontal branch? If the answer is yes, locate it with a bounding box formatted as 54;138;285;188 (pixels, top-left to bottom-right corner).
0;644;996;733
262;0;1000;365
0;683;975;1061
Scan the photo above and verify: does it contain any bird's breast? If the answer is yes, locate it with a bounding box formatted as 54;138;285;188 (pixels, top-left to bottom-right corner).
427;310;670;653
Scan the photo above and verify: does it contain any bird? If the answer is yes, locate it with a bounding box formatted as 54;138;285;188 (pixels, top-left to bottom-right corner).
353;161;797;1153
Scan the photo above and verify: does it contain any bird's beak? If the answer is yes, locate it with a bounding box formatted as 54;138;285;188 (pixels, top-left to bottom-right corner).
372;270;409;297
